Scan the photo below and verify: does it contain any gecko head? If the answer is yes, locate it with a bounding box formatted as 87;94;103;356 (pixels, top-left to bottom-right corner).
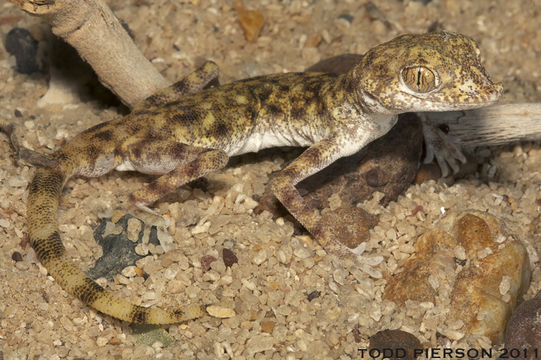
351;31;503;114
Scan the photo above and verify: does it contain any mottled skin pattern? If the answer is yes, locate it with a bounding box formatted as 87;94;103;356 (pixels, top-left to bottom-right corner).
25;31;502;324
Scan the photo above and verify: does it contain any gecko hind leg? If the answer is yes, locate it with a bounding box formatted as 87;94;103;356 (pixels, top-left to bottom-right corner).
129;148;229;207
107;147;229;255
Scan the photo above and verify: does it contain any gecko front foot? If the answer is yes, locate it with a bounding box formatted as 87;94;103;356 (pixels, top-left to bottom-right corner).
421;115;467;177
317;207;378;256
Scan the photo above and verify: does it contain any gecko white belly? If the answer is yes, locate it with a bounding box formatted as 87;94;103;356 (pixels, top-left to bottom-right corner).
229;126;325;156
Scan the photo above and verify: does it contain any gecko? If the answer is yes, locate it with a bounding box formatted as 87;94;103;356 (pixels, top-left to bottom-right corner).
20;31;501;324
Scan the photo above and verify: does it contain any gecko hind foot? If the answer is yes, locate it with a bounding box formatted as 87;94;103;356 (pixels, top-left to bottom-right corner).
316;207;379;257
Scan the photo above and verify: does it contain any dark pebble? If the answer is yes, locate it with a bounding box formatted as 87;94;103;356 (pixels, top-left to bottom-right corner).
11;251;23;262
504;291;541;359
222;248;238;268
5;28;40;74
352;324;363;342
337;13;354;23
306;290;321;301
369;329;421;360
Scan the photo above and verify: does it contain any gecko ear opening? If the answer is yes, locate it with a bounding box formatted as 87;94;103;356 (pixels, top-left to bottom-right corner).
401;65;438;93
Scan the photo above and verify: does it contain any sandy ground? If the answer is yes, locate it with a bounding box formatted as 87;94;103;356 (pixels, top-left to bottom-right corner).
0;0;540;359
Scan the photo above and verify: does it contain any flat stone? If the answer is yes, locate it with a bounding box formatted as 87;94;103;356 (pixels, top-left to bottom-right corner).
88;214;160;281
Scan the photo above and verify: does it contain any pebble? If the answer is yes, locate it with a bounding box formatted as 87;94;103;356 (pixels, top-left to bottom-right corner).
11;251;23;262
134;243;149;256
4;28;40;74
276;249;291;264
0;218;10;228
121;266;137;278
252;249;267;265
127;218;142;242
8;175;26;187
245;334;275;355
293;245;312;259
96;336;108;347
360;263;382;279
206;304;236;318
222;248;238;267
369;329;421;360
504;291;541;359
234;0;264;42
306;290;320;301
260;320;276;334
201;255;217;272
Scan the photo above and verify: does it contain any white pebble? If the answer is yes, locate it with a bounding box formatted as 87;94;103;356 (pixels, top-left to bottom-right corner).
121;266;137;278
293;246;313;259
499;275;511;295
253;249;267;265
0;218;10;228
96;337;108;347
245;335;275;354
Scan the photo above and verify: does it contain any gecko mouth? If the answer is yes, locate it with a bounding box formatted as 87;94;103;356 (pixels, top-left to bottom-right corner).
423;81;503;111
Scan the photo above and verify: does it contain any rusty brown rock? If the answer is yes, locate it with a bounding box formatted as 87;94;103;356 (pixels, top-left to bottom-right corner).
384;211;531;344
448;213;531;344
200;255;217;273
384;229;457;304
234;0;264;42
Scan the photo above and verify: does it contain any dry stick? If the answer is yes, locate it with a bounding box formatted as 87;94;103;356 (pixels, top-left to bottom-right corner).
429;103;541;148
10;0;171;108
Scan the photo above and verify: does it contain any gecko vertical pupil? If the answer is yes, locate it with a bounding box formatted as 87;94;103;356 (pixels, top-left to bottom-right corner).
401;66;437;93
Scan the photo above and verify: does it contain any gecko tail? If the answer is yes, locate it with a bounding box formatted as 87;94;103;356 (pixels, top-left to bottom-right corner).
27;167;207;324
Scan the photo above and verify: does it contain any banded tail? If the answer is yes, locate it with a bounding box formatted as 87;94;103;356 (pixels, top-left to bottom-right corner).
27;167;207;324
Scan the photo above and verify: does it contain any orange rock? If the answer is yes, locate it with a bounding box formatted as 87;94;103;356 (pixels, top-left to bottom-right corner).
448;213;531;344
305;34;322;48
234;0;264;42
261;320;276;334
383;229;457;304
384;211;531;344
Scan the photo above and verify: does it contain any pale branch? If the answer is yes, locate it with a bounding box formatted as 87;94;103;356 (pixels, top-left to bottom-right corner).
10;0;171;108
429;103;541;148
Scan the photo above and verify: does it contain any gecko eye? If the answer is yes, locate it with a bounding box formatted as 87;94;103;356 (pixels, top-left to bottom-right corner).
401;66;437;93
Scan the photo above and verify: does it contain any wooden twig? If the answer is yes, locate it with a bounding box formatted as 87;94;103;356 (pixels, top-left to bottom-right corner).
429;103;541;148
10;0;170;108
